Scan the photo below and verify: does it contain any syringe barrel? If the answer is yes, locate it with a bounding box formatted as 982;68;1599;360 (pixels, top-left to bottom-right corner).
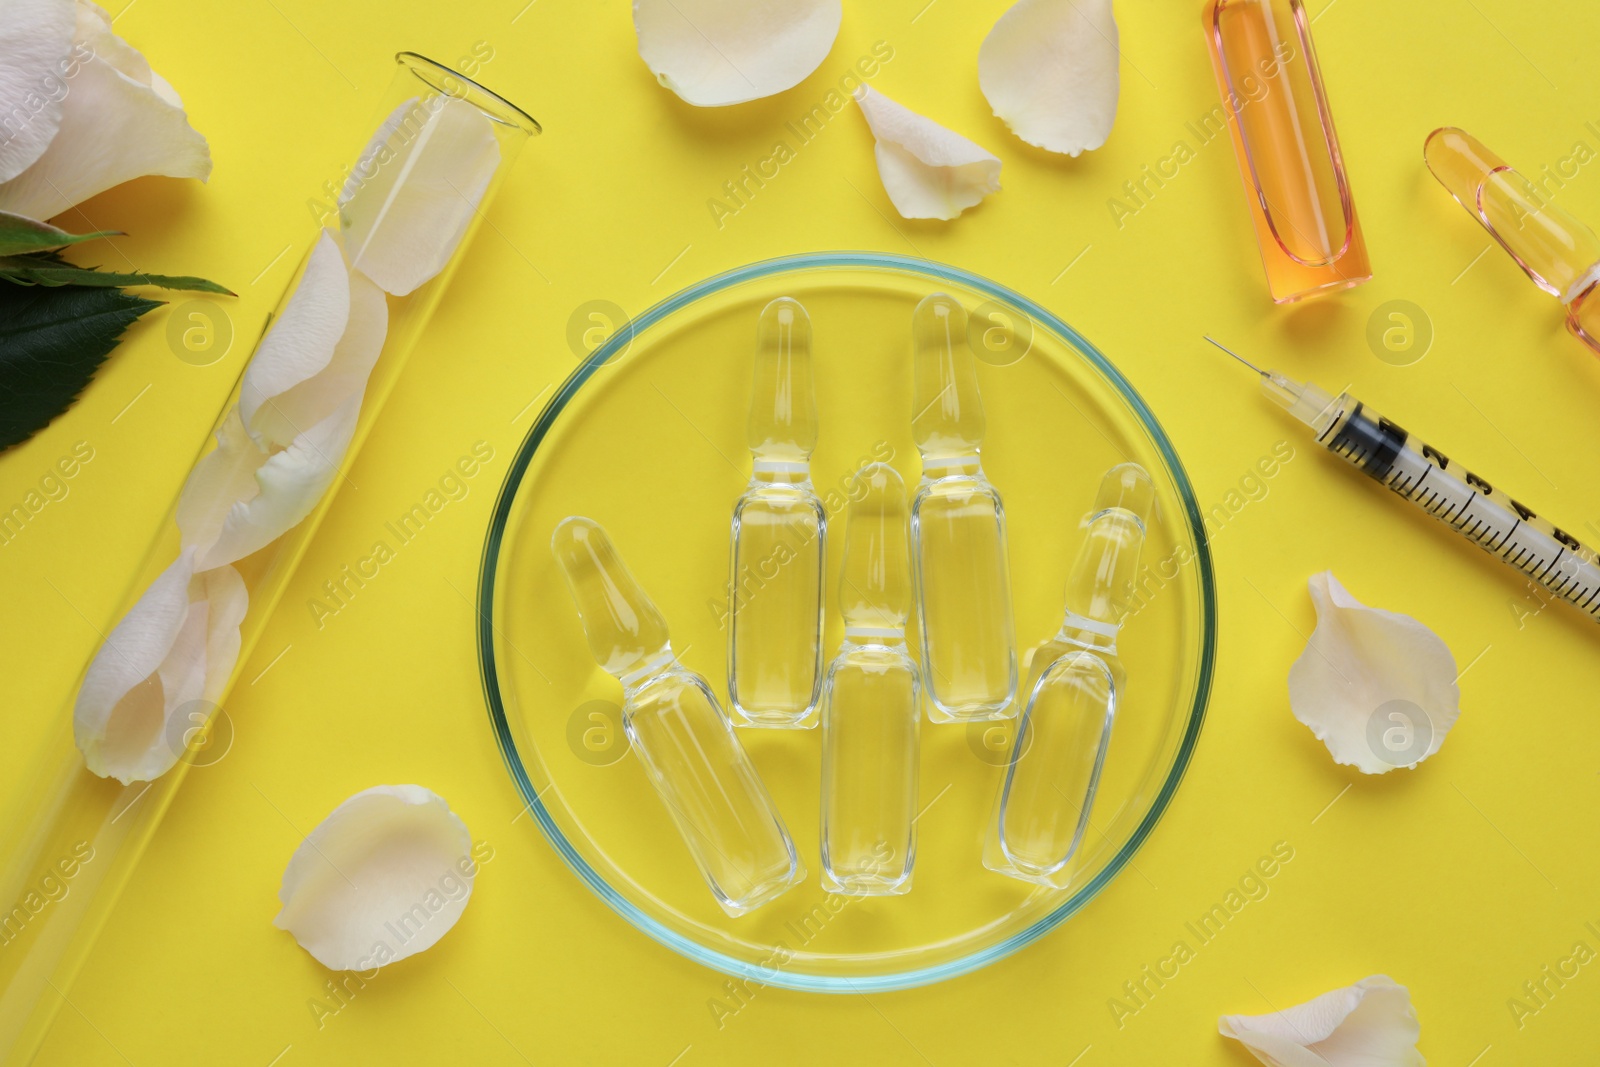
1317;399;1600;621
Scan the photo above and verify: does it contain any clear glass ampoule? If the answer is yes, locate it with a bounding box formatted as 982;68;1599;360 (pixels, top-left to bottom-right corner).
728;297;827;729
553;517;804;915
985;463;1154;887
820;464;920;895
909;293;1017;722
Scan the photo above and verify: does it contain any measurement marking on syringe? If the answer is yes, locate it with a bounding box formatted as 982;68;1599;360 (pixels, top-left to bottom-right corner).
1490;520;1521;551
1537;550;1566;582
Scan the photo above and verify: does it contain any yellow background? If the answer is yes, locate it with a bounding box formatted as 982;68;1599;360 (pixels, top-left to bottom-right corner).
3;0;1599;1062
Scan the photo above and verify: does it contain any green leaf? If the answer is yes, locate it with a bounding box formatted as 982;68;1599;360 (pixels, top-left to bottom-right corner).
0;284;162;452
0;209;120;257
0;251;233;295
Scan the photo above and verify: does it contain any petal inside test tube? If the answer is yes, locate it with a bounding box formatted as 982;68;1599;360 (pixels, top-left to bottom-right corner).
1425;127;1600;300
911;293;986;460
839;463;911;633
746;297;818;463
551;517;670;679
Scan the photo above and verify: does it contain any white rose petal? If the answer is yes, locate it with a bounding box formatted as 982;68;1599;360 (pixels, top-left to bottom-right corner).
1220;975;1425;1067
197;395;360;570
176;407;268;559
0;0;77;183
633;0;841;107
979;0;1120;157
199;563;247;704
178;239;384;569
73;552;248;783
340;96;500;297
251;264;386;450
1288;572;1460;775
853;86;1001;221
274;785;477;971
74;551;195;782
0;0;210;221
239;230;352;448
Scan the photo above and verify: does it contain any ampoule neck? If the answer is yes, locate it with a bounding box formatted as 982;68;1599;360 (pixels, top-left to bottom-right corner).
918;452;984;479
841;625;908;650
749;458;814;487
1054;614;1119;659
1056;463;1153;650
617;645;681;694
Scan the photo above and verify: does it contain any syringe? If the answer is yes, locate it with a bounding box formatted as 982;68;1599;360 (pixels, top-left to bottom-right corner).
1208;337;1600;623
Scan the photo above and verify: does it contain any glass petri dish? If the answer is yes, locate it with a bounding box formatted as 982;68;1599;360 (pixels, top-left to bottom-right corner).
477;252;1214;992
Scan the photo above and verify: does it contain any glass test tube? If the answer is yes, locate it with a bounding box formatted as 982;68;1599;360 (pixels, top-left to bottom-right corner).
0;55;536;1061
820;464;919;895
728;298;827;729
553;518;804;916
909;294;1017;722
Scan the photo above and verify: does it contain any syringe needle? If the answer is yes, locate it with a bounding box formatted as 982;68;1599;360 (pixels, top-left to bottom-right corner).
1201;337;1335;432
1204;335;1268;377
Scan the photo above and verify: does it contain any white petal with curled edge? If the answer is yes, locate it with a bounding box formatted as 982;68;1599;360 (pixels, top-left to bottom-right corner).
979;0;1120;157
0;0;210;220
0;0;76;183
199;564;247;703
176;407;268;559
854;86;1001;221
1220;975;1425;1067
251;268;387;449
239;230;351;448
633;0;841;107
74;550;198;783
274;785;477;970
1288;572;1460;775
73;0;151;83
196;395;361;570
340;97;499;298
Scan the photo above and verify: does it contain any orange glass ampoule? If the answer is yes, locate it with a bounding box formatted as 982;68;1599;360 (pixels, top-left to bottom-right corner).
1425;127;1600;357
1202;0;1371;302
